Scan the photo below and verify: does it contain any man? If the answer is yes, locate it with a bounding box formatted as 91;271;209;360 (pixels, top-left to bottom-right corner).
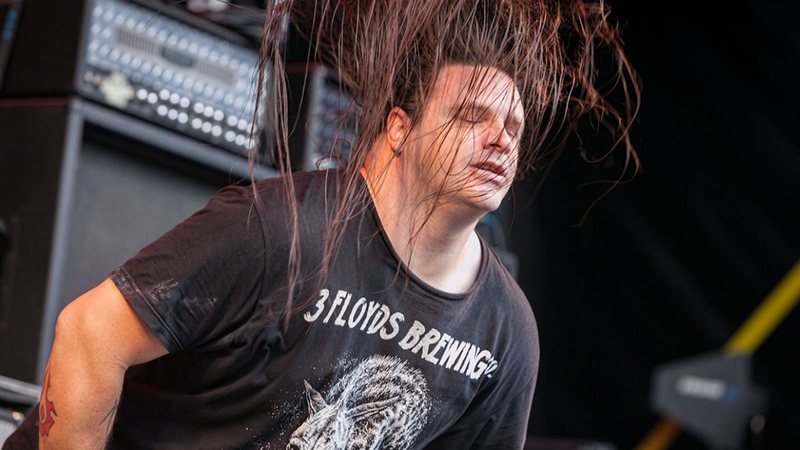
7;0;638;448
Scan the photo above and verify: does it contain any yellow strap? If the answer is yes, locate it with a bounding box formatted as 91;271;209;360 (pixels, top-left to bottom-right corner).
724;260;800;353
634;418;680;450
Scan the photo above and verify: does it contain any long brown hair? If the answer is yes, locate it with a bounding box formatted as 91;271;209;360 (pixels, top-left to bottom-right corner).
255;0;640;329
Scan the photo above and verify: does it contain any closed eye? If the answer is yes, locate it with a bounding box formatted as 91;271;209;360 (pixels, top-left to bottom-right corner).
506;125;520;139
457;112;484;125
504;112;522;136
454;103;490;124
453;103;523;138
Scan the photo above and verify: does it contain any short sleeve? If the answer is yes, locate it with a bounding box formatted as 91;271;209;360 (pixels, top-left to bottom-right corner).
110;185;269;353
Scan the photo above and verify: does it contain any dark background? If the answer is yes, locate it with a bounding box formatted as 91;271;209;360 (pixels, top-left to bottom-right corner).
512;1;800;448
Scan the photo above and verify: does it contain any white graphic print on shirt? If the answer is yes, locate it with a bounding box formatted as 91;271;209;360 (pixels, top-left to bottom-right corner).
287;355;431;449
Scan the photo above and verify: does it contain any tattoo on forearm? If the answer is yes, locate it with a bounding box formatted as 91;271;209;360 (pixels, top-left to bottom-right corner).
39;370;57;437
100;399;119;437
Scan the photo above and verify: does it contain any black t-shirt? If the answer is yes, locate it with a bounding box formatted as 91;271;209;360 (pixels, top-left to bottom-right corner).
8;170;539;450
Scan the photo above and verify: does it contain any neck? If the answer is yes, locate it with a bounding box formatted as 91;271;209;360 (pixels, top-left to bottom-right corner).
362;141;484;293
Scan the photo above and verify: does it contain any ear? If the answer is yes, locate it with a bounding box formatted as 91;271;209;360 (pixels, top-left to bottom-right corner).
303;380;327;415
386;107;411;155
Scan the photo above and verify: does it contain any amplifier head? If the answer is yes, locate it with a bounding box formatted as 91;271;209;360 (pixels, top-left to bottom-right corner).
81;0;268;156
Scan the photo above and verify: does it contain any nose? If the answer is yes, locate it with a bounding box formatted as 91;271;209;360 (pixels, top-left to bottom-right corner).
486;119;514;153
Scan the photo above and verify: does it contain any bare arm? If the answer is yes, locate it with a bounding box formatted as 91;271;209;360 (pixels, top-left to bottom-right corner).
39;278;168;449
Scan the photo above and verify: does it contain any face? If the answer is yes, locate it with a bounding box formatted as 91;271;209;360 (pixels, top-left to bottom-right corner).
404;64;525;214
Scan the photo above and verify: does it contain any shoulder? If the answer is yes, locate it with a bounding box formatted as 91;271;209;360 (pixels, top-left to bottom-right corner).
250;169;343;207
479;241;537;329
476;240;539;364
247;169;344;236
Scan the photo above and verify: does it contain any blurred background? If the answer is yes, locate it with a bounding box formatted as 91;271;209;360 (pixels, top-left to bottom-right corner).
516;2;799;449
0;0;798;448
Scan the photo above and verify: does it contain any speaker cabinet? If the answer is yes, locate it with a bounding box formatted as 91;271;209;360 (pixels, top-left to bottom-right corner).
0;0;274;385
0;97;275;384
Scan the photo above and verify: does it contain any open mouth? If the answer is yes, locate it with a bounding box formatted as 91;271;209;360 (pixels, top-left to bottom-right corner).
473;162;506;180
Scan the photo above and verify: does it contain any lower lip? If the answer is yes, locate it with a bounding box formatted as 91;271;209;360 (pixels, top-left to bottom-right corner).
472;167;506;186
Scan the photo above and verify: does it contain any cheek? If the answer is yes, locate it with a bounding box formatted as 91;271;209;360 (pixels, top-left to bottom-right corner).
433;129;473;164
509;148;522;178
454;128;483;157
510;147;521;165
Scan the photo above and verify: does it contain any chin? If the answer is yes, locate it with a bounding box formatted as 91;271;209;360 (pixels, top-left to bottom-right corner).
441;181;510;216
468;189;508;213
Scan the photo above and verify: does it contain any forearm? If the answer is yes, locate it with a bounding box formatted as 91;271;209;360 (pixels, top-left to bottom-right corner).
39;310;127;449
